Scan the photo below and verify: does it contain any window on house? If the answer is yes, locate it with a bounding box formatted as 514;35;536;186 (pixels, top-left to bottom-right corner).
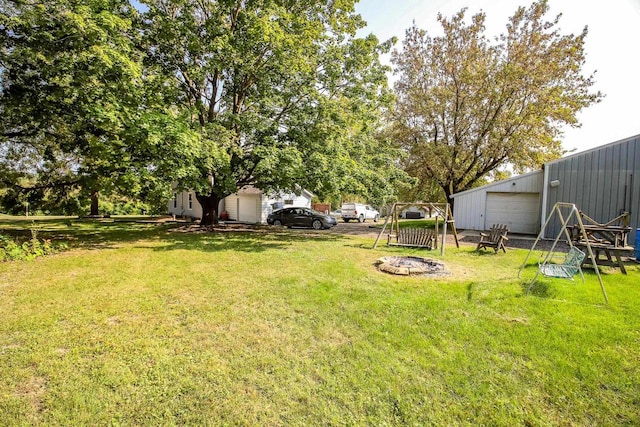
188;193;193;210
173;192;177;209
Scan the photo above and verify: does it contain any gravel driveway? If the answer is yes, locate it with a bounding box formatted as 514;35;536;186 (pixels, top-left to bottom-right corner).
329;220;565;251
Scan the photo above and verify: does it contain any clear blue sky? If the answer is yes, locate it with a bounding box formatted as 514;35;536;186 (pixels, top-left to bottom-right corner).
355;0;640;154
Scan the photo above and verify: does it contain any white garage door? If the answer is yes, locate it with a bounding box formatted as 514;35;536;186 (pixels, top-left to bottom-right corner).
238;195;260;223
485;192;540;234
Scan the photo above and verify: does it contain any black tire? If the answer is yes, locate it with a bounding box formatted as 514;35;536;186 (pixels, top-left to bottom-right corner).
273;219;282;227
312;219;322;230
358;215;365;223
343;218;350;223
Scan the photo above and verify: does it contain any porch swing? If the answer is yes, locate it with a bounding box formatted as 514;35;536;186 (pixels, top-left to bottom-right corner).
518;202;608;304
537;246;586;282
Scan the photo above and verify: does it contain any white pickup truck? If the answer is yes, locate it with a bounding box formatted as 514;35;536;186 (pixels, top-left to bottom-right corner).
341;203;380;223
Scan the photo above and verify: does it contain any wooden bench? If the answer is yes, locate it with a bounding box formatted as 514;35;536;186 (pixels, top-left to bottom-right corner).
476;224;509;253
388;228;436;249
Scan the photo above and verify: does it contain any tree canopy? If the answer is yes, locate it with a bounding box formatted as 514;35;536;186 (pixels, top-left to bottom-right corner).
0;0;158;215
141;0;406;223
0;0;412;219
391;1;602;208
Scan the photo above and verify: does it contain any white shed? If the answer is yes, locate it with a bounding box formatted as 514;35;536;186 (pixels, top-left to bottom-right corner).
224;186;313;223
168;185;313;224
450;170;543;234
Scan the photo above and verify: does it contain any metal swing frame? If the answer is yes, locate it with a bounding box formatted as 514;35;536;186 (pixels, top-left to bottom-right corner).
518;202;608;304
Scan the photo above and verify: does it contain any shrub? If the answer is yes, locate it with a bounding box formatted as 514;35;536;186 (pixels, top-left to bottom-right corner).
0;229;63;262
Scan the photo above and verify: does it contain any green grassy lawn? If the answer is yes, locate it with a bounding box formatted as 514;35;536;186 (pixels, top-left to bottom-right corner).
371;217;437;229
1;217;639;425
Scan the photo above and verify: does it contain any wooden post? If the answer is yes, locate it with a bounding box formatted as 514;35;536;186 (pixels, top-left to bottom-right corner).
434;216;439;249
373;203;395;249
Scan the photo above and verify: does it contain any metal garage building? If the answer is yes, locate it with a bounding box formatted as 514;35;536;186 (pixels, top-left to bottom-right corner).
451;134;640;245
543;134;639;245
451;170;543;234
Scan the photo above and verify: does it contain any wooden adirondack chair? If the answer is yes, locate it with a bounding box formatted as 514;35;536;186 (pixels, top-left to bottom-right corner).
476;224;509;253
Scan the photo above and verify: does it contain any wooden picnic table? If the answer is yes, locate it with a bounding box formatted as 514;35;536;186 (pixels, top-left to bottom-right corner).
573;241;634;274
569;223;634;274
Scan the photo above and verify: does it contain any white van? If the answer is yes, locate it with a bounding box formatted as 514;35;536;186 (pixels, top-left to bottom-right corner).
341;203;380;223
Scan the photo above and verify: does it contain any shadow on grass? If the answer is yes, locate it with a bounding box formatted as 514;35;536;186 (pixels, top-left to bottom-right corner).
0;218;163;250
470;244;515;256
521;280;552;299
1;218;350;254
148;227;347;254
517;263;553;299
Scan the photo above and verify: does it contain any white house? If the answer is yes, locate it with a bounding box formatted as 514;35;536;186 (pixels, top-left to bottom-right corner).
168;185;313;224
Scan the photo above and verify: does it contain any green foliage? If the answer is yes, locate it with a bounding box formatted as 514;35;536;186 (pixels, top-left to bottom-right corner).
0;218;638;424
0;0;163;215
141;0;410;223
91;195;162;216
396;176;444;204
1;0;412;220
0;229;61;262
391;1;602;204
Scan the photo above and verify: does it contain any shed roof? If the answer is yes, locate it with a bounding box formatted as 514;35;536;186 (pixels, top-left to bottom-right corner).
545;132;640;167
450;169;543;198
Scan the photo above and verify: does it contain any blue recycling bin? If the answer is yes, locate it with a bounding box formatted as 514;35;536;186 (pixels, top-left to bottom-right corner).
636;228;640;261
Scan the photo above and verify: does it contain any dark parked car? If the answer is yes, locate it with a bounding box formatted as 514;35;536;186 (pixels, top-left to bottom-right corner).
267;207;337;230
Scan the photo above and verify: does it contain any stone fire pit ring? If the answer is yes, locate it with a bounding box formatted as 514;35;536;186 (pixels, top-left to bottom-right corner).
376;256;449;276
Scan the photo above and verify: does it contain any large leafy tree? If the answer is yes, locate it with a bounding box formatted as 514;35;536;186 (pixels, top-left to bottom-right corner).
391;1;602;209
0;0;151;215
142;0;405;224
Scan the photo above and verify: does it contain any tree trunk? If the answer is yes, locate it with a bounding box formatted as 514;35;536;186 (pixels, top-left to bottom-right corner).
442;186;455;215
90;190;99;216
196;193;222;226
